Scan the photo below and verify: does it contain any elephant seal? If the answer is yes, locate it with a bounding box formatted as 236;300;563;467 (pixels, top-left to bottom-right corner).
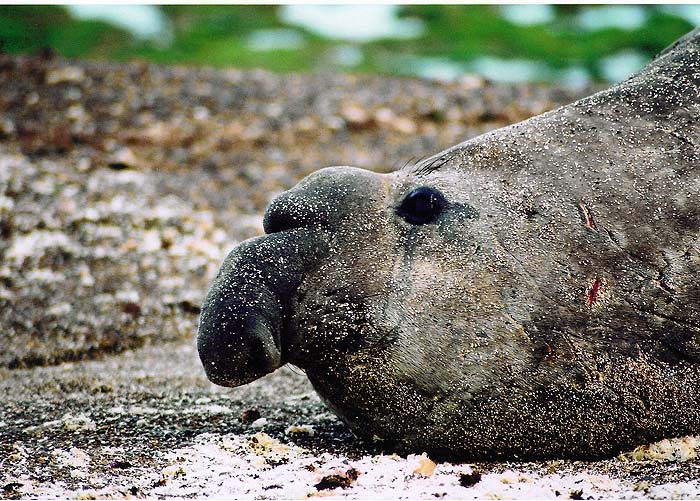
198;28;700;460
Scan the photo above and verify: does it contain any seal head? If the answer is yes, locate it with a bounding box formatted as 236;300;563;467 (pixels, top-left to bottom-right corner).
198;29;700;460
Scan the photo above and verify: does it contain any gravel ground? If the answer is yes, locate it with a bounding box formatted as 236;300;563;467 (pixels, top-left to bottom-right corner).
2;53;700;499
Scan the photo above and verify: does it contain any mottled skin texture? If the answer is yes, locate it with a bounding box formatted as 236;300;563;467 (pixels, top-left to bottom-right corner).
198;29;700;460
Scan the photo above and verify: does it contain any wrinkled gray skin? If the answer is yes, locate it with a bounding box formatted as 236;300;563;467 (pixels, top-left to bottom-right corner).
198;29;700;460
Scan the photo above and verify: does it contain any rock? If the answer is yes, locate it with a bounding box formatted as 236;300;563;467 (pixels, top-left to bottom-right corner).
45;66;85;85
108;147;142;170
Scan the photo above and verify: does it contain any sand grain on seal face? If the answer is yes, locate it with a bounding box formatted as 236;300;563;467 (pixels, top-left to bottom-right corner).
198;27;700;460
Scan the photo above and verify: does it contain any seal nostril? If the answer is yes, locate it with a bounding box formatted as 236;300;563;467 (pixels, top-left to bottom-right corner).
263;192;327;234
264;195;293;234
264;208;300;234
248;335;279;374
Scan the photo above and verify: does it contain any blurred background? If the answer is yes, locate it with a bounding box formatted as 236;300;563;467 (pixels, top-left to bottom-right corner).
1;4;699;87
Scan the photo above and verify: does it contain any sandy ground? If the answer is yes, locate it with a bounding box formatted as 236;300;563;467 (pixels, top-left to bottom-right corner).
4;341;700;499
2;53;700;499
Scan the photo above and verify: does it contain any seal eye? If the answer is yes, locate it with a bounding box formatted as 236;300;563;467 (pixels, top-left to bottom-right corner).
396;186;447;225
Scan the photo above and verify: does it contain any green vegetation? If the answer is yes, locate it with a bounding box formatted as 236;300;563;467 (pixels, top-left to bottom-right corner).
0;5;696;83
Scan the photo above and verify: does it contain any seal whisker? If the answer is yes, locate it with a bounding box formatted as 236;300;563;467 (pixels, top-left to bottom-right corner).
399;157;416;172
400;155;430;174
416;155;444;176
414;149;461;177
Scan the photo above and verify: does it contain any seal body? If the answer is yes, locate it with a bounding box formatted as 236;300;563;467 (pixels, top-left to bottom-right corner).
198;29;700;460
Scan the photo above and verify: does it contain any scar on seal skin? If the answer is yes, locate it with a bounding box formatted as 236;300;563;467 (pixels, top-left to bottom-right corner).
198;28;700;460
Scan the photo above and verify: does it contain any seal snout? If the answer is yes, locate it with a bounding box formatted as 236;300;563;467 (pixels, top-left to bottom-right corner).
196;240;287;387
197;228;328;387
197;296;282;387
198;166;380;388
